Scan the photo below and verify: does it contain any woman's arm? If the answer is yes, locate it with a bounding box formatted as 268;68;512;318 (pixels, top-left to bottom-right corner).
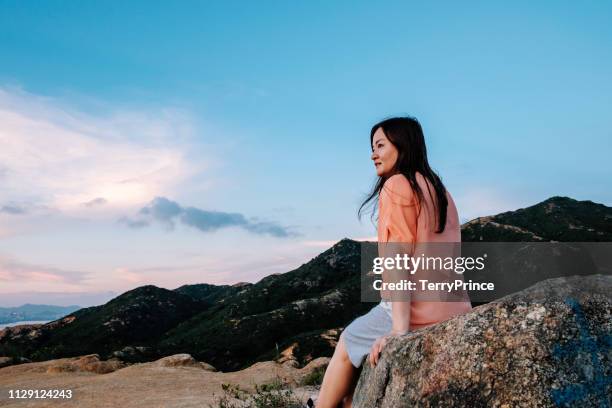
379;175;418;333
391;300;411;334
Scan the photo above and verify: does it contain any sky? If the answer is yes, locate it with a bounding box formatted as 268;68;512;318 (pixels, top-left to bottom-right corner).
0;1;611;307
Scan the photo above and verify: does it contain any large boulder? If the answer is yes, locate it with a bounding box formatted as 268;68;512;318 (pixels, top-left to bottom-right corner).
353;274;611;407
153;353;217;371
45;354;125;374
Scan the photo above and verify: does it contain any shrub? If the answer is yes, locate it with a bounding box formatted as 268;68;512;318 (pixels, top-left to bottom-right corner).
300;365;327;386
209;377;302;408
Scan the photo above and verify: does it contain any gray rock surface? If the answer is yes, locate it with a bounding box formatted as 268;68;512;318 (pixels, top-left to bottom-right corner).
353;274;611;407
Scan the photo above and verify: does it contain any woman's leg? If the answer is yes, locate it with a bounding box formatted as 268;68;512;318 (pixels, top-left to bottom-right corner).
340;373;359;408
316;333;358;408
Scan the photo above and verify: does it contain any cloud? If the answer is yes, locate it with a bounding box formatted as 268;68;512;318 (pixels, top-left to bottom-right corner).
0;255;89;285
0;86;202;217
117;217;150;229
0;204;26;215
119;196;299;238
82;197;108;207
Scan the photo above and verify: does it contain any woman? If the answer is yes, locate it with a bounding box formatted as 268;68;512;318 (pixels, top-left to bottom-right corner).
311;116;473;408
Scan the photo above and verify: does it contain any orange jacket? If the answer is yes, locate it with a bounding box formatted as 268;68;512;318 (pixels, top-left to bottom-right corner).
378;172;472;329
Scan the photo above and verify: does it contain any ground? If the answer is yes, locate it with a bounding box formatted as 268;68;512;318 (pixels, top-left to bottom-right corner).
0;355;327;408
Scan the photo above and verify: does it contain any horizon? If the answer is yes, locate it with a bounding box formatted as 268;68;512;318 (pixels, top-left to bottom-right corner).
1;2;611;307
1;193;604;308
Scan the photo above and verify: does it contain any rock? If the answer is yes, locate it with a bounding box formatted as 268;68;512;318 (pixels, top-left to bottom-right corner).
153;354;217;371
353;274;612;408
281;359;300;368
44;315;76;330
278;342;300;367
0;356;31;368
46;354;126;374
298;357;330;382
109;345;151;362
0;356;12;368
0;324;43;342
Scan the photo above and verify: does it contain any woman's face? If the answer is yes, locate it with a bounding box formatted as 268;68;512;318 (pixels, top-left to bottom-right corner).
371;127;399;178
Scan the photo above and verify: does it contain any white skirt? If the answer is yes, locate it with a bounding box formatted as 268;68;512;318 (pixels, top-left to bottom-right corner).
340;302;393;368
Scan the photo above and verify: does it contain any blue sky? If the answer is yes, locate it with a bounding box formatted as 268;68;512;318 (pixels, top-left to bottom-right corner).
0;1;610;307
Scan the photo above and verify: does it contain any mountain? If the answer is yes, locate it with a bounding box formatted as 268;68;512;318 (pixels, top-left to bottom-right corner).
0;286;208;361
0;304;81;325
462;196;612;242
0;196;610;371
0;239;371;371
157;238;372;370
173;282;240;305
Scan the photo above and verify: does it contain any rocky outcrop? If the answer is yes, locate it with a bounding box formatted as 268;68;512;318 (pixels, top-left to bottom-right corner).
278;342;301;367
353;274;611;407
0;356;31;368
153;353;216;371
0;323;44;341
45;354;125;374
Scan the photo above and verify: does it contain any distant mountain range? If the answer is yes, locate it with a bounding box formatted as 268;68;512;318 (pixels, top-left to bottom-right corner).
0;304;81;325
0;196;610;371
462;196;612;241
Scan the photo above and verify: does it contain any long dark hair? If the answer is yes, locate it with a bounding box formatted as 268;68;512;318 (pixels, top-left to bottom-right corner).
358;116;449;233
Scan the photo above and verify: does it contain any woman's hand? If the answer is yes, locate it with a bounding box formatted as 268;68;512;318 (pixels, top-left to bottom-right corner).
369;330;409;366
369;334;389;366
